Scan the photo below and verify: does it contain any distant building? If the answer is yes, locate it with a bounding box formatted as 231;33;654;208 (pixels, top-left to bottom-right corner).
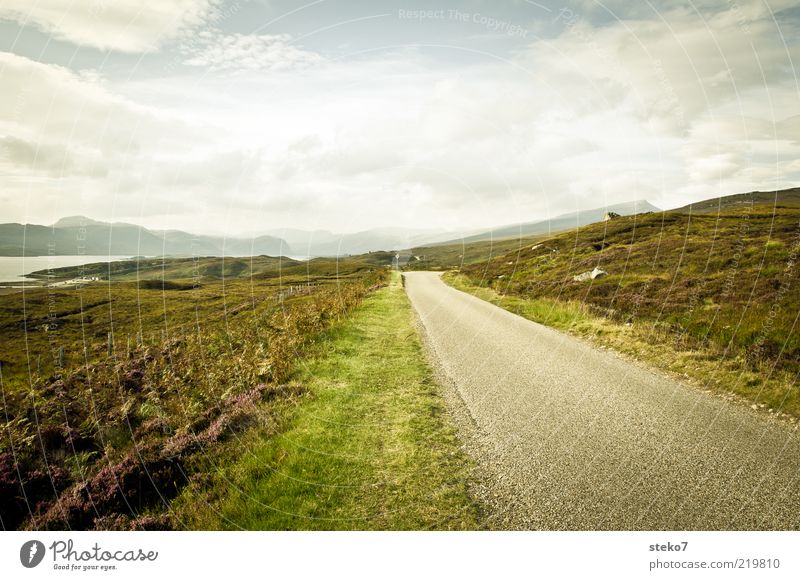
603;211;621;221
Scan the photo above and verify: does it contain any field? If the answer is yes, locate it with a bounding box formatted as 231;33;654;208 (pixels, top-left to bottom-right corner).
436;197;800;419
404;235;547;271
0;255;389;530
173;272;480;530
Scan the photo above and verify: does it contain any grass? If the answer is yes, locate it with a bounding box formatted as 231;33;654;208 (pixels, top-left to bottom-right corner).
444;274;594;331
24;252;397;283
404;235;548;271
0;256;388;530
174;272;480;530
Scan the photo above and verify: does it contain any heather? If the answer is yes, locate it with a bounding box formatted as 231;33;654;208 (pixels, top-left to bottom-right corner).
0;256;387;530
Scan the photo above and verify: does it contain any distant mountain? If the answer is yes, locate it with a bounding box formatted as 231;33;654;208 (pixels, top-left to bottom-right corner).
669;187;800;214
1;217;475;257
0;217;290;257
263;228;340;253
263;227;479;256
51;215;114;228
435;200;661;245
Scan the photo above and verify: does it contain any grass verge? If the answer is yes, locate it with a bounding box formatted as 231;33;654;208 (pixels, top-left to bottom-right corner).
444;272;800;424
173;272;481;529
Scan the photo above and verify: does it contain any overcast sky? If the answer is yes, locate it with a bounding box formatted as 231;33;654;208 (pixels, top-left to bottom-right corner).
0;0;798;234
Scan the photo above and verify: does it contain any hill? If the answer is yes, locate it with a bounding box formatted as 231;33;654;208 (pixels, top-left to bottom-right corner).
434;199;660;246
0;217;290;257
263;226;478;256
670;186;800;214
2;217;474;257
25;251;396;284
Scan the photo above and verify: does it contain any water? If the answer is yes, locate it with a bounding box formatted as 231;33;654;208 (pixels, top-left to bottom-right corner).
0;256;133;284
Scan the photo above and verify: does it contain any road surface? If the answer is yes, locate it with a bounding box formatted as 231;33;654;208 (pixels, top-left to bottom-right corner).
404;271;800;529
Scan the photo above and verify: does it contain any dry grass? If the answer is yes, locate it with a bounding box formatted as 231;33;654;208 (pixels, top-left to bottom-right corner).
0;258;386;530
173;272;481;530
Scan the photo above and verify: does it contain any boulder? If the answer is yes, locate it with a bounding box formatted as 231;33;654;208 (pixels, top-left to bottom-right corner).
573;267;608;282
573;271;592;282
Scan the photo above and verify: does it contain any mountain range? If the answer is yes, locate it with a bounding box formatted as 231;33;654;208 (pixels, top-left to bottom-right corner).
439;200;661;245
263;227;478;257
0;218;478;257
8;190;795;257
0;218;289;257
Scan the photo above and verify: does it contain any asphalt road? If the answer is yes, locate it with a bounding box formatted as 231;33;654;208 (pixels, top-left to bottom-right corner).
404;271;800;530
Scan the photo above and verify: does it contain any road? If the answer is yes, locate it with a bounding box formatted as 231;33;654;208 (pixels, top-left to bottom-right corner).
403;271;800;530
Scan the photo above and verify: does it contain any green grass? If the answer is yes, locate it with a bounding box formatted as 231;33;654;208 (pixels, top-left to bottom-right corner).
445;273;594;331
174;272;480;530
404;235;548;271
0;256;387;530
25;253;396;283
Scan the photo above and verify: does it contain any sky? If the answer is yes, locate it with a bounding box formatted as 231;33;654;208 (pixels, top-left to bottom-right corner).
0;0;798;235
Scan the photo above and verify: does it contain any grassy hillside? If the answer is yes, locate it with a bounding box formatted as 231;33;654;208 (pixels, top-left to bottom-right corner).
670;186;800;214
0;256;388;530
406;187;800;271
27;252;396;283
404;235;548;271
441;198;800;418
447;199;660;245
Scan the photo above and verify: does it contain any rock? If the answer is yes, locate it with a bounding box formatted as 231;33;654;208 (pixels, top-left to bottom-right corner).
573;267;608;282
751;404;758;410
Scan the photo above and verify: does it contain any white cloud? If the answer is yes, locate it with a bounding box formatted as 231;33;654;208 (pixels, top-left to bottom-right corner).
0;0;219;52
0;136;107;177
182;31;323;72
1;2;799;234
0;51;226;225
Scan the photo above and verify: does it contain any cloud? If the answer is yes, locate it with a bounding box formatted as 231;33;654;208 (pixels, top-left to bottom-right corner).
529;4;800;136
1;2;799;233
0;0;220;52
182;31;323;72
0;51;228;225
0;136;106;177
0;51;180;158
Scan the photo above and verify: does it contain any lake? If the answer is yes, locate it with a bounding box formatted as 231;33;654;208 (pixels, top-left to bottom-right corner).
0;255;132;284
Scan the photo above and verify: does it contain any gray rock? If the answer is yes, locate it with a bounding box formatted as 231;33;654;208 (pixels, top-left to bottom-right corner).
573;267;608;282
573;271;592;282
